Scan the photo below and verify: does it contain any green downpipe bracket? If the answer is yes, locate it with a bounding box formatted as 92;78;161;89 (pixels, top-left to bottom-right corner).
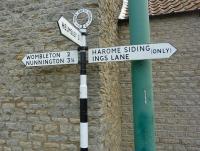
128;0;156;151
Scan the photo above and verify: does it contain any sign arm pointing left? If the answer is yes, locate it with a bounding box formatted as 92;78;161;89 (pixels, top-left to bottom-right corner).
22;50;78;67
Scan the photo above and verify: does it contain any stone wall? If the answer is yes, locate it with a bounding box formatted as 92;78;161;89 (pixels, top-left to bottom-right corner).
118;12;200;151
2;1;200;151
97;0;122;150
0;0;100;151
0;0;124;150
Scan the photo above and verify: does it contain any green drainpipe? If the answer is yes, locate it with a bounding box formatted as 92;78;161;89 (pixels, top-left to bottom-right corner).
128;0;156;151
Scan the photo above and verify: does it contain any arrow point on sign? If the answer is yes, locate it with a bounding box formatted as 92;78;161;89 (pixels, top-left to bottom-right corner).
169;43;177;54
22;56;26;65
160;43;177;57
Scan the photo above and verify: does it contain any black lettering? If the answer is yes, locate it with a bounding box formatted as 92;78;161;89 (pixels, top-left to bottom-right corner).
71;58;74;63
66;58;70;63
101;49;106;54
66;52;70;57
157;49;162;53
94;56;100;61
92;49;97;55
97;49;102;54
165;48;170;53
26;61;30;65
126;54;129;60
111;54;128;61
146;45;150;51
38;60;42;64
44;60;48;64
100;56;105;61
139;46;145;51
26;55;31;60
131;46;136;52
105;55;108;61
124;46;128;53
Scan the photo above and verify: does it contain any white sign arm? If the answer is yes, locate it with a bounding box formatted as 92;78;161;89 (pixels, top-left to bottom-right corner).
58;16;84;46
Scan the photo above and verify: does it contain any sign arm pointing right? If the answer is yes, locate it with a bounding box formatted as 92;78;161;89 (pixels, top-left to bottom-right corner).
88;43;177;63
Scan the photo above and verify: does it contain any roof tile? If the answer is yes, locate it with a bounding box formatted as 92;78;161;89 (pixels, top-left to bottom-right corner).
119;0;200;19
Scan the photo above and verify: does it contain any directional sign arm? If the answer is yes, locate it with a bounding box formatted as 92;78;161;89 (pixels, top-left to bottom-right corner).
88;43;177;63
22;50;78;67
58;16;84;46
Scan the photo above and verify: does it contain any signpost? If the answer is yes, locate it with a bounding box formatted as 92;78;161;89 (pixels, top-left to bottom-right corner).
22;6;177;151
72;8;92;151
88;43;176;63
58;16;84;46
22;50;78;67
23;8;93;151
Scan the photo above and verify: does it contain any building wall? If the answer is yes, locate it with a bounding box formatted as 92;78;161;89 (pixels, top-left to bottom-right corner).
0;0;122;151
97;0;122;150
2;1;199;151
0;1;96;151
119;12;200;151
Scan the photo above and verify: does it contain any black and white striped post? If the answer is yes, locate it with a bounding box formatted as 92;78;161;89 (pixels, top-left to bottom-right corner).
73;8;92;151
79;28;88;151
58;7;92;151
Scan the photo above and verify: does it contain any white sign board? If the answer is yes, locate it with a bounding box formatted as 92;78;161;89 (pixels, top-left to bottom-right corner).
22;50;78;67
58;16;84;46
88;43;176;63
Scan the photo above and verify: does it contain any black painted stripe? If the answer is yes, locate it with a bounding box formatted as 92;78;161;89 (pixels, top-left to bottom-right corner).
80;51;86;75
78;46;88;51
80;99;88;122
81;148;88;151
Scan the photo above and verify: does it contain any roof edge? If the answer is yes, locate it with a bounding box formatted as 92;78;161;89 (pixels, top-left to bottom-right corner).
118;0;200;20
118;10;200;24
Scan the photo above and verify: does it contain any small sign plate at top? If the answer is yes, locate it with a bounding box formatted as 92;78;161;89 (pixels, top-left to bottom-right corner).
58;16;84;46
73;8;92;29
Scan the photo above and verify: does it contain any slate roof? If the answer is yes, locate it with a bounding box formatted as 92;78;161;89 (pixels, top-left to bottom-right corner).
118;0;200;19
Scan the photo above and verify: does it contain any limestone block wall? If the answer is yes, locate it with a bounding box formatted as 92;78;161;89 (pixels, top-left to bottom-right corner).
118;12;200;151
97;0;122;150
0;0;100;150
0;0;124;150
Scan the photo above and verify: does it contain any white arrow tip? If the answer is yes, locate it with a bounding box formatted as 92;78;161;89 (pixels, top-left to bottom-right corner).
22;55;27;65
168;43;177;54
